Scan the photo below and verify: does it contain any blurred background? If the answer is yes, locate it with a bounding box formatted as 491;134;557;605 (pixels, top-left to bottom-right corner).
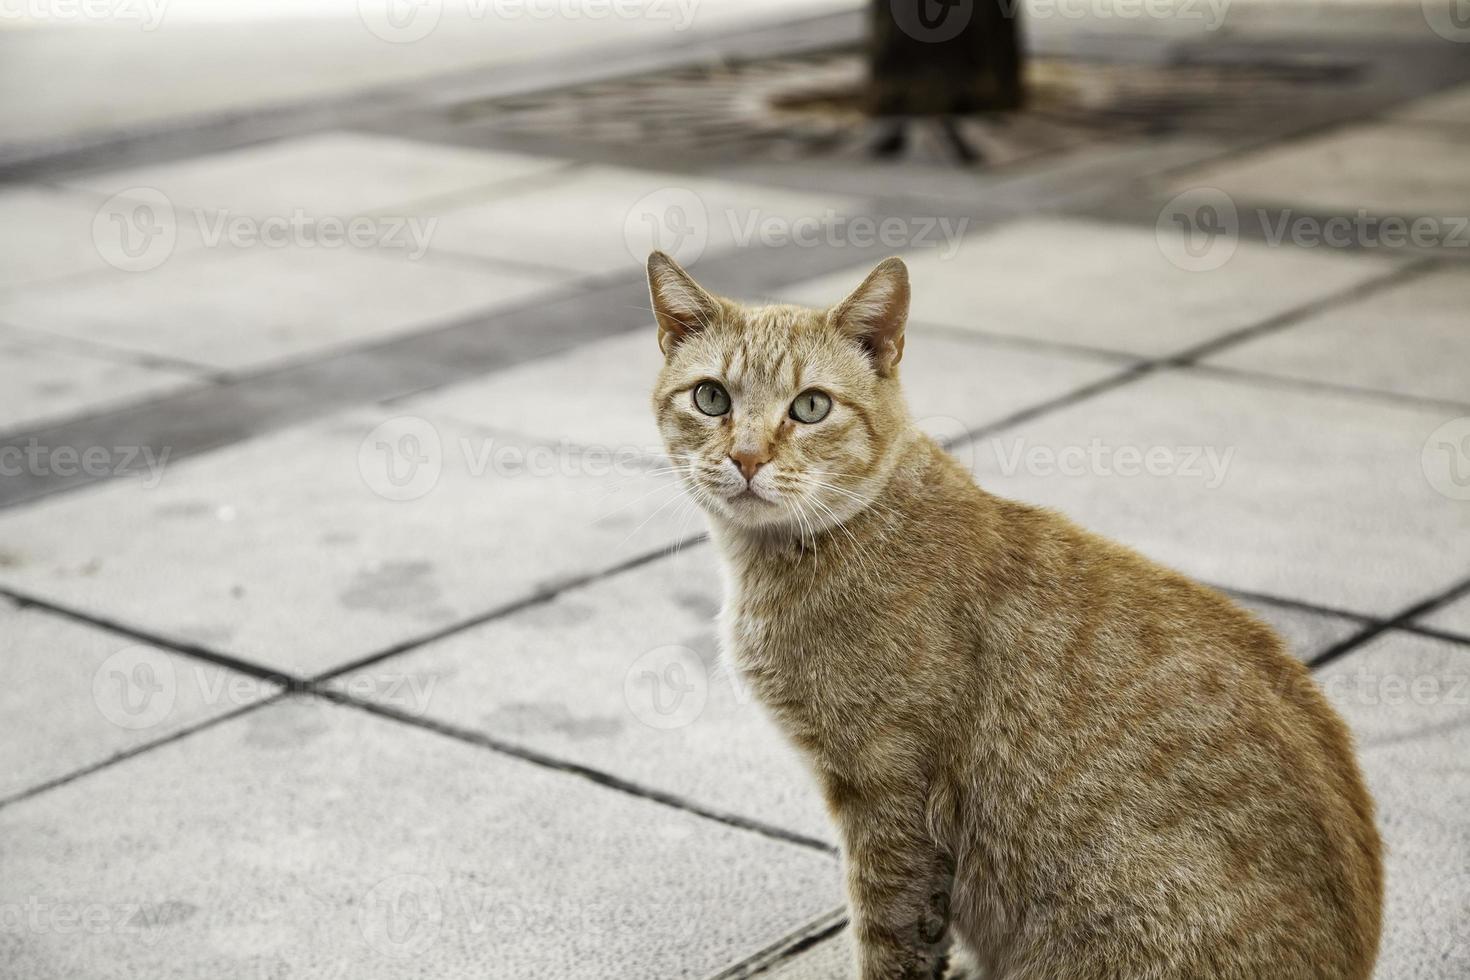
0;1;1467;977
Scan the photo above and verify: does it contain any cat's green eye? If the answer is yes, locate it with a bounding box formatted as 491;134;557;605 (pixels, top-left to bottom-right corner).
693;381;731;417
789;389;832;424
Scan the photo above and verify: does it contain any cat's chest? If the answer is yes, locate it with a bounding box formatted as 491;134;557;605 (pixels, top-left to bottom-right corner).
719;569;858;709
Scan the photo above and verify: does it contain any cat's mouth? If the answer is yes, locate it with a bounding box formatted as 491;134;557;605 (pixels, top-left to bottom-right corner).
728;488;773;505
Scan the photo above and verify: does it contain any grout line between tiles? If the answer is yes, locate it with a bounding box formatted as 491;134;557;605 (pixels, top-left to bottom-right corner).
709;907;849;980
316;688;838;857
1397;622;1470;648
0;695;285;811
311;537;705;683
1308;575;1470;671
1180;361;1470;416
0;585;305;687
1161;259;1440;366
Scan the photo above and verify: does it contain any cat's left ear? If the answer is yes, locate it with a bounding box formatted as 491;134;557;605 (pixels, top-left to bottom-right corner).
829;257;909;376
648;251;721;358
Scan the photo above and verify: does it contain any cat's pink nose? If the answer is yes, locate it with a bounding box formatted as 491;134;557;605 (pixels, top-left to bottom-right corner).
730;450;770;483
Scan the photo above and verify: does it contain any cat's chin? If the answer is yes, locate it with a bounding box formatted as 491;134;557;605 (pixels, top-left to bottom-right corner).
704;489;793;531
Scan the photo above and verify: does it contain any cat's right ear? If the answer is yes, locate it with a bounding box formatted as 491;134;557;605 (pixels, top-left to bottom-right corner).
648;251;720;357
829;257;909;377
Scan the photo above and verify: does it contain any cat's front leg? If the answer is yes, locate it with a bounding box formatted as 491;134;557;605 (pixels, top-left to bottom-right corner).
832;795;952;980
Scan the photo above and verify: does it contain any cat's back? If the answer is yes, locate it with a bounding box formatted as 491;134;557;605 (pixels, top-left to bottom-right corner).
922;458;1384;978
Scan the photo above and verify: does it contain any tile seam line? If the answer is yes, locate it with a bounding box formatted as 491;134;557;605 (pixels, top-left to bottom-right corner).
1307;574;1470;671
1162;258;1441;366
1076;194;1470;260
0;246;618;371
2;348;1449;691
0;584;305;687
0;316;222;379
310;536;706;683
1182;361;1470;417
317;688;839;857
0;538;704;697
707;907;849;980
1130;77;1470;192
0;694;284;812
1398;623;1470;647
1208;584;1379;626
0;209;1426;477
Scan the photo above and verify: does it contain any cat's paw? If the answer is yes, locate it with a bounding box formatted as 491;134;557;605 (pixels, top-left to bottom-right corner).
935;943;984;980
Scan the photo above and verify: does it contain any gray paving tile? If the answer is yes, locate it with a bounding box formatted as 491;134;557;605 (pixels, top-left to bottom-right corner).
64;132;567;219
0;185;202;291
1206;268;1470;406
0;597;278;801
0;697;840;979
331;544;834;844
427;165;867;277
1175;123;1470;216
0;245;563;371
409;324;1126;459
0;409;692;677
1418;595;1470;640
1317;632;1470;980
965;368;1470;616
1391;83;1470;125
0;331;200;435
775;218;1395;358
1230;597;1363;663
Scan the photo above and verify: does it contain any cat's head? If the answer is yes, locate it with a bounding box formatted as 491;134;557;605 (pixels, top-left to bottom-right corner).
647;251;913;533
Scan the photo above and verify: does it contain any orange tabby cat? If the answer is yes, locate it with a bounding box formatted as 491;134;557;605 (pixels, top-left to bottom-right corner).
646;251;1382;980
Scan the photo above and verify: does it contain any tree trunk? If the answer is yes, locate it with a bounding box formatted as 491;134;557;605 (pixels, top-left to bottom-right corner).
868;0;1024;115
